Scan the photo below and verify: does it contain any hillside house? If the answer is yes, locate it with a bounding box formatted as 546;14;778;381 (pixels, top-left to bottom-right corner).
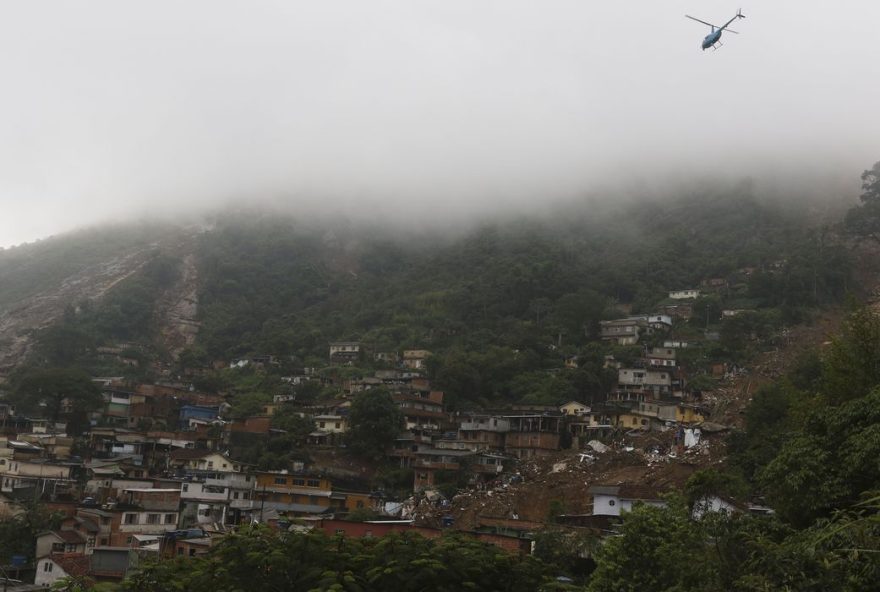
254;471;336;516
457;415;510;451
36;530;88;558
168;450;243;476
668;289;701;300
413;449;475;490
629;314;673;330
329;342;361;364
599;319;644;345
179;472;256;527
502;414;562;459
374;351;399;364
34;553;91;588
659;302;694;320
646;347;676;368
614;368;672;398
0;459;77;498
402;350;432;370
395;392;446;432
589;484;666;516
117;488;182;544
559;401;590;416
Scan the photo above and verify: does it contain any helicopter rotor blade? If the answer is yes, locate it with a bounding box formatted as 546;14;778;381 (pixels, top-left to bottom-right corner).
722;28;740;34
685;15;720;29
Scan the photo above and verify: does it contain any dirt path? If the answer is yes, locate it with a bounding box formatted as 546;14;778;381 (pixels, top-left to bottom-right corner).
155;245;201;360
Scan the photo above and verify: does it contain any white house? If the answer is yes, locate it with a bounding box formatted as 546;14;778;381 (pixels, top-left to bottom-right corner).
589;484;666;516
559;401;590;416
34;554;90;588
669;289;701;300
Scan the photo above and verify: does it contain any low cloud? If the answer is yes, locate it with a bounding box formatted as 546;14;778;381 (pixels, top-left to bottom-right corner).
0;1;877;246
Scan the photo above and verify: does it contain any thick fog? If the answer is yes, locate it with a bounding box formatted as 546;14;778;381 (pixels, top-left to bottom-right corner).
1;1;878;247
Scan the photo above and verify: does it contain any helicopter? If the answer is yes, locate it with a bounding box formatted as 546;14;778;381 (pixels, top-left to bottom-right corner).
686;8;745;51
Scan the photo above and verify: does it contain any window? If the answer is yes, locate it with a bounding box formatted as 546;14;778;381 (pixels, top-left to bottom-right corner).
608;500;616;506
233;492;239;499
100;538;109;546
52;543;65;552
293;479;305;486
307;479;320;488
124;513;137;525
274;477;287;485
177;547;184;556
126;536;133;545
44;561;53;572
319;422;326;428
207;461;214;469
189;548;196;557
165;514;176;524
146;514;160;525
335;423;341;429
182;484;189;492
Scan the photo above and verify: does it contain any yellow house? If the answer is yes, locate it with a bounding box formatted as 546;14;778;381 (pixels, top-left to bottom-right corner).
255;471;334;512
676;404;704;424
613;412;650;430
254;472;374;515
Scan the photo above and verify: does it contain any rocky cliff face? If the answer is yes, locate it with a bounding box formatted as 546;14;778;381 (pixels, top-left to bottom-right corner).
0;225;199;380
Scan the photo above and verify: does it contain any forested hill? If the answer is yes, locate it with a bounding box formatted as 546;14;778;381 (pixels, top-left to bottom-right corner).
192;190;849;361
0;188;852;393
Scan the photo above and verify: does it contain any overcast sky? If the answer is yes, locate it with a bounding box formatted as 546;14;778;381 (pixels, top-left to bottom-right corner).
1;1;878;247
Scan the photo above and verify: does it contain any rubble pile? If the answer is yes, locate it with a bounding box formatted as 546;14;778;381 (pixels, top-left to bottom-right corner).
410;427;731;531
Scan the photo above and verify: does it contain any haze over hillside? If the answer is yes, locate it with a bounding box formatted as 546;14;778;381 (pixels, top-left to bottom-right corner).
1;1;878;246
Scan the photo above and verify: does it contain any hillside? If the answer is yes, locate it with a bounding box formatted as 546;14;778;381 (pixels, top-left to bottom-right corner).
0;190;853;400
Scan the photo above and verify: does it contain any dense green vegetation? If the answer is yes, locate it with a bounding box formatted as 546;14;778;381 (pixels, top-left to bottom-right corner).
0;225;176;310
8;367;102;435
188;190;850;408
1;186;853;411
196;193;849;361
845;160;880;243
16;251;181;379
120;528;556;592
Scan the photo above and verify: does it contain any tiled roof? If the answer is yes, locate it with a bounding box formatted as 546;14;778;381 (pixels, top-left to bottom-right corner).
169;448;215;460
55;530;87;544
53;554;91;577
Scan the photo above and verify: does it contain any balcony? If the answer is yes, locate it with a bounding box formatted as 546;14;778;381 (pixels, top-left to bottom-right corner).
413;460;460;471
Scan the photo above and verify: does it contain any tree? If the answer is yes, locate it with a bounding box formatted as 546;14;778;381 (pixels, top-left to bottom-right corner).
121;528;554;592
587;497;717;592
758;388;880;526
685;469;748;513
10;368;102;435
0;502;62;565
822;306;880;405
845;160;880;243
346;389;403;460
